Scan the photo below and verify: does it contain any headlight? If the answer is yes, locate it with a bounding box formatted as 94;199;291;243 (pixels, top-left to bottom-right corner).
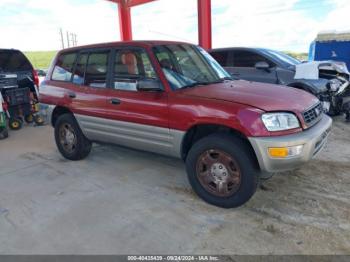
328;79;342;92
261;113;300;131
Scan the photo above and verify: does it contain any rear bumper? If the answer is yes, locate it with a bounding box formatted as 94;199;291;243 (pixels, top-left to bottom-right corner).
249;114;332;173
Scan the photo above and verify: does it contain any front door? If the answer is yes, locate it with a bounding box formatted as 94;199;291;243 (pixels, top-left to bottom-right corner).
226;50;278;84
86;47;172;156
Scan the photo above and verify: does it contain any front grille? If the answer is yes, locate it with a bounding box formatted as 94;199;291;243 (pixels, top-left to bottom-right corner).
303;102;323;127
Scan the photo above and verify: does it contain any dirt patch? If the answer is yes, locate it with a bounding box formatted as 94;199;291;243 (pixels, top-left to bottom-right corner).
163;185;197;198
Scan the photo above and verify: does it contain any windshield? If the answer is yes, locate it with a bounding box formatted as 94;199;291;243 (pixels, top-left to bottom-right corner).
153;44;231;90
264;49;301;66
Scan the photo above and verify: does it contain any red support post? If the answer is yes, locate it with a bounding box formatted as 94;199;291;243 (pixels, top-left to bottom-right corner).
197;0;212;50
118;1;133;41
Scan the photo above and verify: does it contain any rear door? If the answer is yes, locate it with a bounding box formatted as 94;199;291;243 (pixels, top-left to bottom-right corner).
227;50;278;83
49;50;110;120
68;49;119;146
72;49;112;118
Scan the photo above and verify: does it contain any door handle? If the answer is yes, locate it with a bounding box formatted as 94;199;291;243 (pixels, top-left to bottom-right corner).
68;92;76;98
109;98;121;105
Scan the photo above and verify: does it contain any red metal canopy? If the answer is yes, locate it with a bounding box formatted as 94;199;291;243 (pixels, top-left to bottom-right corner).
106;0;212;49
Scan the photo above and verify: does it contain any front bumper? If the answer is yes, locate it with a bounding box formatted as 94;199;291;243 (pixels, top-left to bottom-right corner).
249;114;332;173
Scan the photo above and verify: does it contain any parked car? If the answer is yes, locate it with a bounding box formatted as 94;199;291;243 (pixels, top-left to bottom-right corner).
0;49;39;88
36;69;47;77
209;47;350;118
0;49;42;130
39;41;332;208
36;69;47;85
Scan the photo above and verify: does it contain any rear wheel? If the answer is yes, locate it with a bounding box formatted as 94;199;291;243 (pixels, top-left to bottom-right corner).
186;133;260;208
34;114;45;126
54;114;92;160
24;114;34;124
9;118;22;130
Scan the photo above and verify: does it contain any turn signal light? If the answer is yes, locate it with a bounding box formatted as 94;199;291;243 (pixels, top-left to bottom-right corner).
268;145;304;158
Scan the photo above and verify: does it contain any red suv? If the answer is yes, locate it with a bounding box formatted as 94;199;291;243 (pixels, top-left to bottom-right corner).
39;41;332;208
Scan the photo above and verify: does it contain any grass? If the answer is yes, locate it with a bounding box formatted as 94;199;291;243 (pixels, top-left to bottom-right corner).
24;51;57;69
283;51;309;61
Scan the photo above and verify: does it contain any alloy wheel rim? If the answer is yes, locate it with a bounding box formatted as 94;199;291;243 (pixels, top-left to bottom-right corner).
196;149;241;197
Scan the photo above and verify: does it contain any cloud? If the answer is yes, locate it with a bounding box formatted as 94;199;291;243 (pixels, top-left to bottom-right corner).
321;0;350;32
211;0;319;51
132;0;198;42
0;0;349;52
0;0;119;51
133;0;350;52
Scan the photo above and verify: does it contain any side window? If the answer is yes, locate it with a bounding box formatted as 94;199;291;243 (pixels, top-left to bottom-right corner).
72;53;88;85
113;49;157;91
210;51;229;66
84;52;109;88
233;51;271;67
52;53;77;81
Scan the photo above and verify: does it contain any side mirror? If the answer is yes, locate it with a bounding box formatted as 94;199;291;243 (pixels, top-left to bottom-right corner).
36;70;46;77
137;79;163;92
255;61;270;70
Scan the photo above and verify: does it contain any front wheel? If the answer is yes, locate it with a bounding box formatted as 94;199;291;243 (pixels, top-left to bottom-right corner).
54;114;92;160
186;133;260;208
34;114;45;126
24;114;34;124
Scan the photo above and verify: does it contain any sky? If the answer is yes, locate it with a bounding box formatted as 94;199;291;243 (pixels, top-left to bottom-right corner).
0;0;349;52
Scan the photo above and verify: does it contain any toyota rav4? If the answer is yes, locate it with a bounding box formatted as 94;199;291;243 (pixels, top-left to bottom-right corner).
39;41;332;208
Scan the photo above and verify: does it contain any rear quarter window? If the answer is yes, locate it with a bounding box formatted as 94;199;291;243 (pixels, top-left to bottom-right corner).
0;50;33;72
52;52;77;82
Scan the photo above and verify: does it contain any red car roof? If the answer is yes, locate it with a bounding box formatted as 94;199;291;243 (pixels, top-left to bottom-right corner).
61;40;193;52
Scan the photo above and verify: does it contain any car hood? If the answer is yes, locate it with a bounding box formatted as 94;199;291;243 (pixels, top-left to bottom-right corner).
179;80;319;113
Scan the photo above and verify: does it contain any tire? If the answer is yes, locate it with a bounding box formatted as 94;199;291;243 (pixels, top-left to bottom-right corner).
0;127;8;140
34;114;45;126
327;104;341;116
186;133;260;208
24;114;34;124
54;113;92;160
9;118;23;130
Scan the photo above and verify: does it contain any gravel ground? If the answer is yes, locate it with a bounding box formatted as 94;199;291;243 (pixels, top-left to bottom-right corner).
0;117;349;255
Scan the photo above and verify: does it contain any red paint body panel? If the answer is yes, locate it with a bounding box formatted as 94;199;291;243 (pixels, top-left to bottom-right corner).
198;0;212;50
106;0;213;49
173;80;318;131
118;2;133;41
40;41;318;139
104;89;169;128
106;0;156;7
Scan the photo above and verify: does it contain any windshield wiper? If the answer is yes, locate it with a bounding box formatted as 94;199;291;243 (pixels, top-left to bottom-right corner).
219;76;234;81
181;81;212;89
206;77;234;84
